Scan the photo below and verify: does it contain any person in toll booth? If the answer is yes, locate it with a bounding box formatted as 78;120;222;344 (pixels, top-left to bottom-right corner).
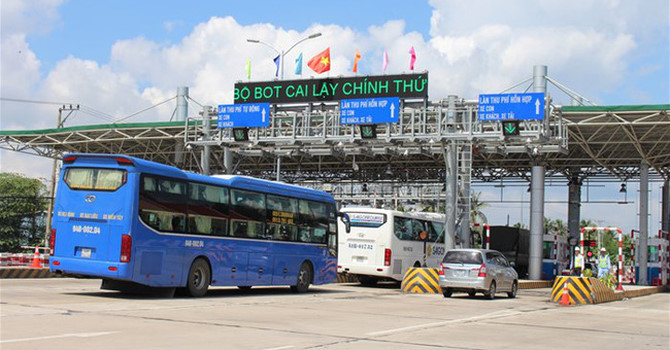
573;246;584;276
597;247;612;279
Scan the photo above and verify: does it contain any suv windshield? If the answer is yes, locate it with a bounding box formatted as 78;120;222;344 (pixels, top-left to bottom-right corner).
443;251;483;264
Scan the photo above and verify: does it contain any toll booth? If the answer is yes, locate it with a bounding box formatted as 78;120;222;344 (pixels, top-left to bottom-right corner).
542;234;569;279
633;236;669;286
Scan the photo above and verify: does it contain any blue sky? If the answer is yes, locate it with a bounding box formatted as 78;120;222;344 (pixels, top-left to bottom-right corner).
1;0;669;233
30;1;433;75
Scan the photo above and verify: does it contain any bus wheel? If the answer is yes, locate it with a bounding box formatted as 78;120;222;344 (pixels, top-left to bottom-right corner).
186;258;210;297
290;262;312;293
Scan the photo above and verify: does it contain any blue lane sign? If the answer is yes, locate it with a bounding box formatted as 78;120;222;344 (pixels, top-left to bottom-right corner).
217;103;271;128
478;93;545;120
340;97;399;125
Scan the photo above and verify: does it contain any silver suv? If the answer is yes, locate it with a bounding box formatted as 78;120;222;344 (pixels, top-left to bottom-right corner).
438;249;518;299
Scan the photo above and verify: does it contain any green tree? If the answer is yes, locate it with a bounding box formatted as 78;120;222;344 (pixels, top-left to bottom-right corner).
470;191;488;225
513;222;528;229
0;173;48;252
470;191;488;247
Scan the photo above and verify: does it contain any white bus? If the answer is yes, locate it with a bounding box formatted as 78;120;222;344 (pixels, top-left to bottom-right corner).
337;208;448;284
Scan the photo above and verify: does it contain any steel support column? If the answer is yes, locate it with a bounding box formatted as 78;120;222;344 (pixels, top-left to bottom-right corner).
662;179;669;233
528;65;548;280
529;165;545;280
223;147;233;174
175;86;189;165
639;162;649;285
444;142;457;250
568;174;581;242
200;106;211;176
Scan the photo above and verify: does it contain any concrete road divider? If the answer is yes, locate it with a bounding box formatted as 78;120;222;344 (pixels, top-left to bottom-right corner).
401;268;441;294
552;276;667;305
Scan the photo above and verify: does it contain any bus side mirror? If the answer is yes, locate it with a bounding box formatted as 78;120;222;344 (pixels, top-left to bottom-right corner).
338;213;351;233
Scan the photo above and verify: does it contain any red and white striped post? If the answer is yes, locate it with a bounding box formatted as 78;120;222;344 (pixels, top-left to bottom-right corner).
630;230;636;285
579;228;585;277
616;228;624;291
484;224;490;250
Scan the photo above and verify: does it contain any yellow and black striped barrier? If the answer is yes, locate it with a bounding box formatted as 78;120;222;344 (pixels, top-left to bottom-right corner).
551;276;595;304
401;268;441;294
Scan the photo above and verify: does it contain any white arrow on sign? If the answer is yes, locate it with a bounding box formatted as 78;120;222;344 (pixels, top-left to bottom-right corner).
261;108;266;122
390;103;396;119
535;99;540;114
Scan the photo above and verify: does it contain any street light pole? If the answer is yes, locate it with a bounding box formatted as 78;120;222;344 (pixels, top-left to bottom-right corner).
247;32;321;80
247;33;322;183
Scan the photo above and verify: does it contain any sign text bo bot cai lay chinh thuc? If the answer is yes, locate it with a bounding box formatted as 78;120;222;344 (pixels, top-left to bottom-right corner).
233;73;428;104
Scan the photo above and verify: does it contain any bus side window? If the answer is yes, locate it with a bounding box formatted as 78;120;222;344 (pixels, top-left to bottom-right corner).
394;217;412;241
411;220;425;241
432;221;445;243
298;200;329;244
187;182;230;236
266;195;298;241
230;189;265;239
424;220;438;242
139;175;187;233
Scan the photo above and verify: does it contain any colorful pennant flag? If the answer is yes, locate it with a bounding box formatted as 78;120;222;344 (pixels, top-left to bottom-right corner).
273;55;280;77
308;48;331;74
409;46;416;71
295;53;303;75
382;50;389;74
245;58;251;80
353;49;361;73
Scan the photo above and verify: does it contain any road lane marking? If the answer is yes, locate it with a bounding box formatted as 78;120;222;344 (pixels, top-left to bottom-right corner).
366;310;522;337
260;346;295;350
1;331;119;344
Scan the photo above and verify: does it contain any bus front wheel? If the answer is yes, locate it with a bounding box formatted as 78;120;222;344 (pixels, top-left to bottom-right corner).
290;262;312;293
186;258;210;297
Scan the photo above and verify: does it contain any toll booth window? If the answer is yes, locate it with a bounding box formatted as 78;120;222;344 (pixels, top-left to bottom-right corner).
65;168;126;191
543;242;552;259
648;246;658;263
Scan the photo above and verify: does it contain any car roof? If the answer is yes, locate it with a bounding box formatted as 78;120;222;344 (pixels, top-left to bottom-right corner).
447;248;499;253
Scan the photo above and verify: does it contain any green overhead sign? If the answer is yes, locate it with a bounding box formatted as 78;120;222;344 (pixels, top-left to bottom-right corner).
234;73;428;104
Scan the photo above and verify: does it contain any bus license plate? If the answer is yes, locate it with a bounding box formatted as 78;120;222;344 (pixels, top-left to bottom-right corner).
81;248;91;258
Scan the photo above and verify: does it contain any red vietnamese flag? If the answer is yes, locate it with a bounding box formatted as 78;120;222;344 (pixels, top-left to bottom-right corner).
307;48;331;74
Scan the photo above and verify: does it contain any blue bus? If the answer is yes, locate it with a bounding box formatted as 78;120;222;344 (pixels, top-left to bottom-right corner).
49;153;338;297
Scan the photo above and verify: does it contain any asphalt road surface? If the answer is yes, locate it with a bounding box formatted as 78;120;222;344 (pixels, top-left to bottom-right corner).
1;279;668;349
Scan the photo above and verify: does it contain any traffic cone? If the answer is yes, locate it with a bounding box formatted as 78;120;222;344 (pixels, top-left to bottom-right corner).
559;282;571;306
29;246;42;268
